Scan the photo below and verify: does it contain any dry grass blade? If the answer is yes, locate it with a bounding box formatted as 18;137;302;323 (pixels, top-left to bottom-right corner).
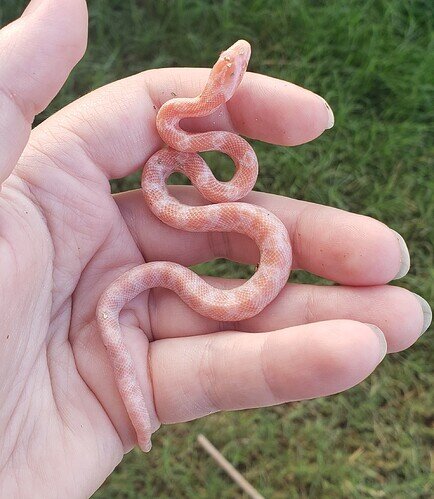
197;434;265;499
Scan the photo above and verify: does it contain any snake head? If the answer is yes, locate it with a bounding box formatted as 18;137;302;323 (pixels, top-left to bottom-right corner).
211;39;251;102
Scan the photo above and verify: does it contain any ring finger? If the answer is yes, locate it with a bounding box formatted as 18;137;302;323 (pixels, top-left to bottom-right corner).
147;279;428;353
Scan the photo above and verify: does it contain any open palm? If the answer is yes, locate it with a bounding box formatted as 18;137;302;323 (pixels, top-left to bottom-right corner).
0;1;430;497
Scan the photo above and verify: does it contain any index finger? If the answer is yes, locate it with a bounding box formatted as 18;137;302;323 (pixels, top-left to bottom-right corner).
146;68;334;145
32;67;334;181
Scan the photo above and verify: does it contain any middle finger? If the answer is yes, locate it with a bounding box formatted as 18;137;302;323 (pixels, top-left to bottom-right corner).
116;186;408;286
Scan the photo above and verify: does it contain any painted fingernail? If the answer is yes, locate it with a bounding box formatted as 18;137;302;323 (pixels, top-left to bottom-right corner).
391;229;410;279
365;323;387;363
412;293;432;336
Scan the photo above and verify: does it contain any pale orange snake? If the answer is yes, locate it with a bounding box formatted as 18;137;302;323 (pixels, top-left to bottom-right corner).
96;40;292;451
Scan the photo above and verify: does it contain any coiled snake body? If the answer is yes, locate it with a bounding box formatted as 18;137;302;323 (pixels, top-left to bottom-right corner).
97;40;292;451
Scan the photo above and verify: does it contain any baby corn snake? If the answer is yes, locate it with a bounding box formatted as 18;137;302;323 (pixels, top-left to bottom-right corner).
96;40;292;451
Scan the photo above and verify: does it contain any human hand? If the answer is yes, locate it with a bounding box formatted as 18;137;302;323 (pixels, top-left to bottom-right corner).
0;1;430;497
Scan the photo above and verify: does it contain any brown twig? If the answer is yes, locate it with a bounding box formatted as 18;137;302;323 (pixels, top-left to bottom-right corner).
197;434;265;499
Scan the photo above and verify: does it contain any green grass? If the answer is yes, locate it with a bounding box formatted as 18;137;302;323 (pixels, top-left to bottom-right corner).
2;0;433;497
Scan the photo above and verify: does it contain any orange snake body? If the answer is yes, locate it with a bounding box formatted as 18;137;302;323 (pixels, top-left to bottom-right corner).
97;40;292;451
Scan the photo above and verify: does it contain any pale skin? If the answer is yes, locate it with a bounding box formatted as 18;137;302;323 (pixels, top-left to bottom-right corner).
0;1;430;497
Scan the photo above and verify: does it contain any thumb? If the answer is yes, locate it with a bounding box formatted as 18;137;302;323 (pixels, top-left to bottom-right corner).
0;0;88;185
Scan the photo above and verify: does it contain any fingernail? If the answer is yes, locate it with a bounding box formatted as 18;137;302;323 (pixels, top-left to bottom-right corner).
319;97;334;129
365;323;387;363
391;229;410;279
412;293;432;336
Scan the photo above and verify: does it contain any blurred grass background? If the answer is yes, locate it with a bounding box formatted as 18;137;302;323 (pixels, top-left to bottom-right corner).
2;0;433;497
